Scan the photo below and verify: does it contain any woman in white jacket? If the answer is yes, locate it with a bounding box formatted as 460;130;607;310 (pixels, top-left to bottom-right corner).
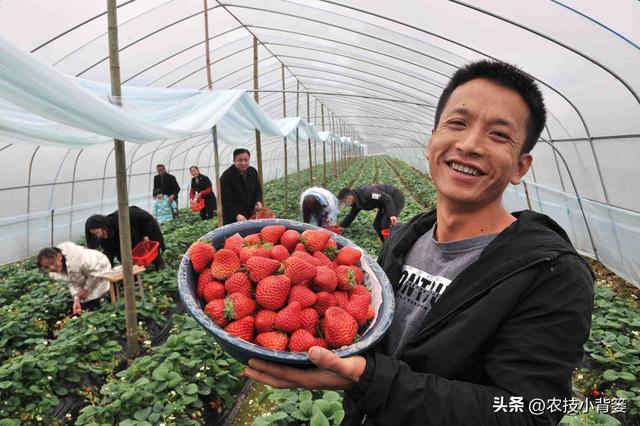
37;242;111;315
300;187;340;227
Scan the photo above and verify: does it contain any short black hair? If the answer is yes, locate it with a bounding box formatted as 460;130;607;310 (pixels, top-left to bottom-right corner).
153;188;163;197
337;188;352;200
434;60;546;154
37;247;61;267
156;164;165;169
233;148;250;159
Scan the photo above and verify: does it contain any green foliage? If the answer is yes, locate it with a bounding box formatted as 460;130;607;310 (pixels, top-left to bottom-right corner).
559;409;622;425
253;388;344;426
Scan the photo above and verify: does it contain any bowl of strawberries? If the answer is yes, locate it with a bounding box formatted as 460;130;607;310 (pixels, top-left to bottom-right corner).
178;219;395;365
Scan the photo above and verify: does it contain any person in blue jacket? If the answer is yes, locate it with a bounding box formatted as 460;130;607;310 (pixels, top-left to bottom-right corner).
300;187;340;228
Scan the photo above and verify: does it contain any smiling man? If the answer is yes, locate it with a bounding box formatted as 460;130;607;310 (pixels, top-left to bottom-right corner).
245;60;595;425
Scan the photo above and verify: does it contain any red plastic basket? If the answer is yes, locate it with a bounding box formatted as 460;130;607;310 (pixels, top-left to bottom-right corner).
132;240;159;267
250;207;276;219
190;198;205;212
324;225;343;235
381;228;390;239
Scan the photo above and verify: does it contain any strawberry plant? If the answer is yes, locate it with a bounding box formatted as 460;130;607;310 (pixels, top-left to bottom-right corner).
253;388;344;426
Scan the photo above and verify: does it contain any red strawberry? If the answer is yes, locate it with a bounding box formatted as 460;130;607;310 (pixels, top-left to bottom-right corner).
334;291;350;309
246;257;282;283
274;301;302;333
197;269;214;298
289;329;315;352
204;299;228;327
224;272;252;297
202;280;226;303
294;243;306;252
224;292;256;320
350;284;371;303
188;241;215;273
225;316;254;342
239;245;271;264
314;292;337;316
311;266;338;293
301;308;319;334
223;233;244;254
322;307;358;348
312;337;328;348
255;331;288;350
349;266;364;285
244;233;262;245
288;285;317;308
260;225;286;244
291;251;322;266
335;246;362;266
280;230;300;251
284;257;317;284
270;245;290;261
295;280;310;288
367;305;375;321
300;230;331;253
255;310;277;333
346;294;370;326
313;251;334;268
336;265;357;291
323;240;338;260
256;275;291;310
211;249;240;280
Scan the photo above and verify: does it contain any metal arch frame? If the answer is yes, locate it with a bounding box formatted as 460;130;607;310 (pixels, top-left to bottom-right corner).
544;125;568;193
100;146;116;214
194;58;279;90
126;143;145;195
68;149;84;239
25;146;40;254
147;139;172;211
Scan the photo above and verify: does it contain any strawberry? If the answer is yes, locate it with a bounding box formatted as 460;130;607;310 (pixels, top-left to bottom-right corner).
334;290;350;309
288;285;317;308
224;272;252;297
223;233;244;254
323;240;338;260
197;269;214;298
350;284;371;303
289;329;315;352
314;291;337;316
255;331;288;350
346;294;370;326
322;307;358;348
291;251;322;266
312;337;328;348
349;266;364;285
295;280;310;288
204;299;228;327
300;230;331;253
280;230;300;251
246;257;283;283
260;225;286;244
336;265;357;291
311;266;338;292
301;308;319;334
224;292;256;320
256;275;291;310
202;280;226;303
211;249;240;280
270;245;290;261
335;246;362;266
313;251;334;268
255;310;277;333
239;245;271;264
284;256;317;284
244;233;262;245
225;316;255;342
274;301;302;333
367;305;375;321
188;241;215;273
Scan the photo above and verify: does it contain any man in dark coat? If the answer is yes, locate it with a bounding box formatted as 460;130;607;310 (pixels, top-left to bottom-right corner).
220;148;262;225
243;60;595;425
338;184;405;240
153;164;180;217
85;206;166;269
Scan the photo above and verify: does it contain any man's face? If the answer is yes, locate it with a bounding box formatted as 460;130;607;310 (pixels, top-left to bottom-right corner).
233;153;250;173
339;194;354;207
90;228;108;239
427;78;532;210
40;254;63;273
190;168;199;178
156;166;166;175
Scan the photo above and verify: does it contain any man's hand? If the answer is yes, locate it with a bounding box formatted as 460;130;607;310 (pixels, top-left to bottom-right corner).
244;346;366;390
255;201;263;209
168;195;175;202
72;297;82;315
77;288;88;299
390;216;398;225
236;214;247;222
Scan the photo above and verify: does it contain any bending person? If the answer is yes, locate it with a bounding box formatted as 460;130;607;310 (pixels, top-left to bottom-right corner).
37;242;111;315
300;187;339;228
338;184;405;240
85;206;166;269
189;166;217;220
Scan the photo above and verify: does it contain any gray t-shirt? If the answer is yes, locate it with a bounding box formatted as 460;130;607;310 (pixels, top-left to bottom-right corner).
386;225;497;357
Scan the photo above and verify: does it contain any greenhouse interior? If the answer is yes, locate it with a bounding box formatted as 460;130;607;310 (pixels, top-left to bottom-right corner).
0;0;638;425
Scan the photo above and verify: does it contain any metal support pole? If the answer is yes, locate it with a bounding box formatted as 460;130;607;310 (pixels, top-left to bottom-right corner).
523;181;533;210
212;127;223;225
307;92;313;185
281;64;288;217
50;209;55;247
295;80;301;191
253;37;264;191
107;0;138;360
203;0;213;89
321;105;326;186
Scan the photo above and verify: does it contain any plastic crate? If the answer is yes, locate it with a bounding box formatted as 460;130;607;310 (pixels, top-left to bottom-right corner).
132;240;159;267
250;207;276;219
324;225;343;235
381;228;390;239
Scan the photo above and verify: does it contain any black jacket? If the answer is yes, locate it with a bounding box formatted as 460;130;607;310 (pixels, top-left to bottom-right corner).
220;165;262;225
190;175;216;200
153;172;180;198
86;206;165;265
343;210;594;426
341;184;404;228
